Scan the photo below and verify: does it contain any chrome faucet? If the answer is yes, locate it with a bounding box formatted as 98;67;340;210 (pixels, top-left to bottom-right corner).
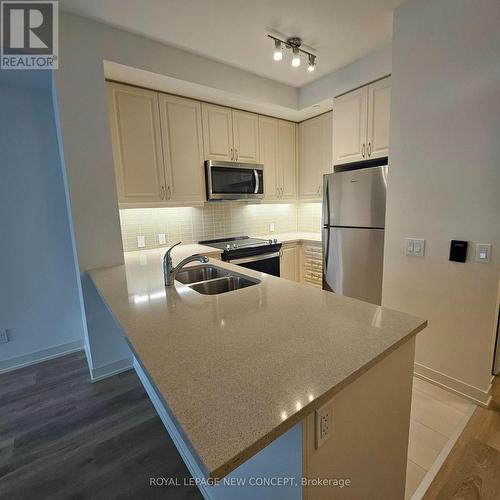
163;242;209;286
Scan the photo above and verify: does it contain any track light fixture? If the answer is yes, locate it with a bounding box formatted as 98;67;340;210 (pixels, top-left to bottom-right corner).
268;35;317;72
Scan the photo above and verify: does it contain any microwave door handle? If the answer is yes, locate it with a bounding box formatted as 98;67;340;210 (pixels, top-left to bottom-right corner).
253;169;259;194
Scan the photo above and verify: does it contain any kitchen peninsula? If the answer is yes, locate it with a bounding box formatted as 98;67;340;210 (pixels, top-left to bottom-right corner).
89;245;426;500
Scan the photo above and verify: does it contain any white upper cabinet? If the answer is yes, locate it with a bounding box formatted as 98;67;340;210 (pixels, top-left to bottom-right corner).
202;104;260;163
158;94;204;204
299;111;333;200
367;77;391;160
107;83;166;204
259;115;279;200
232;110;260;163
201;103;234;161
278;120;297;200
333;76;391;165
333;86;368;165
259;116;297;201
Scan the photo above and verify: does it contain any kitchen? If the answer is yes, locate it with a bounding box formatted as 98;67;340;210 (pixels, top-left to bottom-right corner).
1;1;499;499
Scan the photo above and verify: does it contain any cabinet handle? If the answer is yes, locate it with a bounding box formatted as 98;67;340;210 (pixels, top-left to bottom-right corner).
161;185;165;199
235;148;238;160
167;186;171;200
230;147;233;160
368;142;372;157
276;187;279;197
280;187;284;197
362;143;366;158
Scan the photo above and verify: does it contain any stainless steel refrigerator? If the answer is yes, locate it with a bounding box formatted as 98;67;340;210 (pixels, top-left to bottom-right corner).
322;166;388;305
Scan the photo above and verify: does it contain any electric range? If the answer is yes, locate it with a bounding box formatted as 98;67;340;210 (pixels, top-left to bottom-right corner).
199;236;282;277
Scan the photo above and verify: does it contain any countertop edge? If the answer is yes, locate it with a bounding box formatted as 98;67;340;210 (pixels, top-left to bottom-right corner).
209;318;427;479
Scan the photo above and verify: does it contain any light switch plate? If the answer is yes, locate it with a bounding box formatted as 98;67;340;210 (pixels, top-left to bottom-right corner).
137;235;146;248
475;243;491;262
405;238;425;257
158;233;166;245
315;403;333;448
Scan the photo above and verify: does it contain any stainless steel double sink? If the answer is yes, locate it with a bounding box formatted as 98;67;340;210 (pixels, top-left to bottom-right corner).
175;264;260;295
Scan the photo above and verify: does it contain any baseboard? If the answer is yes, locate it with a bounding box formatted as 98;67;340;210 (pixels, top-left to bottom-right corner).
90;357;133;382
410;403;476;500
0;339;84;374
414;362;492;407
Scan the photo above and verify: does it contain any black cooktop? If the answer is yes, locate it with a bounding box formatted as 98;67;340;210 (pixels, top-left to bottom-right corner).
199;236;278;251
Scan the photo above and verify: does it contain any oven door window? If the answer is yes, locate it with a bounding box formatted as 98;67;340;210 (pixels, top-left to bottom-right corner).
211;167;263;194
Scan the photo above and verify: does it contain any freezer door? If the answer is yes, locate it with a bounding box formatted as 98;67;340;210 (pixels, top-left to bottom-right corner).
323;227;385;305
325;166;388;228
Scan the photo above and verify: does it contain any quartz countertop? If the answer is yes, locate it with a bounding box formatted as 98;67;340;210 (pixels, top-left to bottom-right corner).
88;246;426;479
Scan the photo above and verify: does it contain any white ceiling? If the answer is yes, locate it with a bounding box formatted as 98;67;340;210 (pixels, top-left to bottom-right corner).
60;0;403;88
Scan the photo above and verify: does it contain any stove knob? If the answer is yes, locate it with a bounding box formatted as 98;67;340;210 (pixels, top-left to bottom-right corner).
225;244;231;250
268;239;273;244
232;243;237;249
273;238;278;244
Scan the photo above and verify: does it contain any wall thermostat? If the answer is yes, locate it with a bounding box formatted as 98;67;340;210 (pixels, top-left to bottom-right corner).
449;240;468;263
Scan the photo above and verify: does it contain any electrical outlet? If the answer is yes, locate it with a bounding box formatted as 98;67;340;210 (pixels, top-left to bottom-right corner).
315;403;333;448
269;223;275;232
137;235;146;248
158;233;167;245
0;329;9;344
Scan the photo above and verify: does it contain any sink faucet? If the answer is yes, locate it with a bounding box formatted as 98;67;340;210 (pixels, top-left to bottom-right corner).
163;242;209;286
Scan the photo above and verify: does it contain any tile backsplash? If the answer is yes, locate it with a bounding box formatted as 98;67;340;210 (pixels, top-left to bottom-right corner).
120;203;322;252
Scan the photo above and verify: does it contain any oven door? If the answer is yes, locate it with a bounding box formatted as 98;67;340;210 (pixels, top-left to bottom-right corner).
205;160;264;201
228;252;280;277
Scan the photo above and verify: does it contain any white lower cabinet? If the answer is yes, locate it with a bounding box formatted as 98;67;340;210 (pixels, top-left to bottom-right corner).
280;241;323;287
280;243;300;282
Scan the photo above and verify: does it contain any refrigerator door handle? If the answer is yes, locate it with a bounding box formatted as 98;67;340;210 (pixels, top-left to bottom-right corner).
322;175;331;228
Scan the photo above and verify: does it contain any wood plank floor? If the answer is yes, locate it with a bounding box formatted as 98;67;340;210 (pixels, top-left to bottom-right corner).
0;351;202;500
423;376;500;500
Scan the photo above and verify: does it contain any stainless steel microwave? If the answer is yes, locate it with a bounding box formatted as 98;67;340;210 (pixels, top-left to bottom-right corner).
205;160;264;201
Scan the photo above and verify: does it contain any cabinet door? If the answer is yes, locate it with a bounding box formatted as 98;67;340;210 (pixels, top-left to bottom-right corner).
232;110;260;163
201;103;234;161
299;112;333;200
107;82;166;204
278;120;297;200
280;244;299;282
367;77;391;160
259;115;279;200
333;87;368;165
159;94;204;203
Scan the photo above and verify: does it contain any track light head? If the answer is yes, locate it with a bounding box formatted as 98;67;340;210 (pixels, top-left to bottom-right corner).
291;47;301;67
307;54;316;72
273;40;283;61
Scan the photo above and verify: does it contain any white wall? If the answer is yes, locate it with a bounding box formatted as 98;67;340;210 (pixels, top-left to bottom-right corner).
0;70;87;372
298;45;392;108
53;12;300;377
383;0;500;404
